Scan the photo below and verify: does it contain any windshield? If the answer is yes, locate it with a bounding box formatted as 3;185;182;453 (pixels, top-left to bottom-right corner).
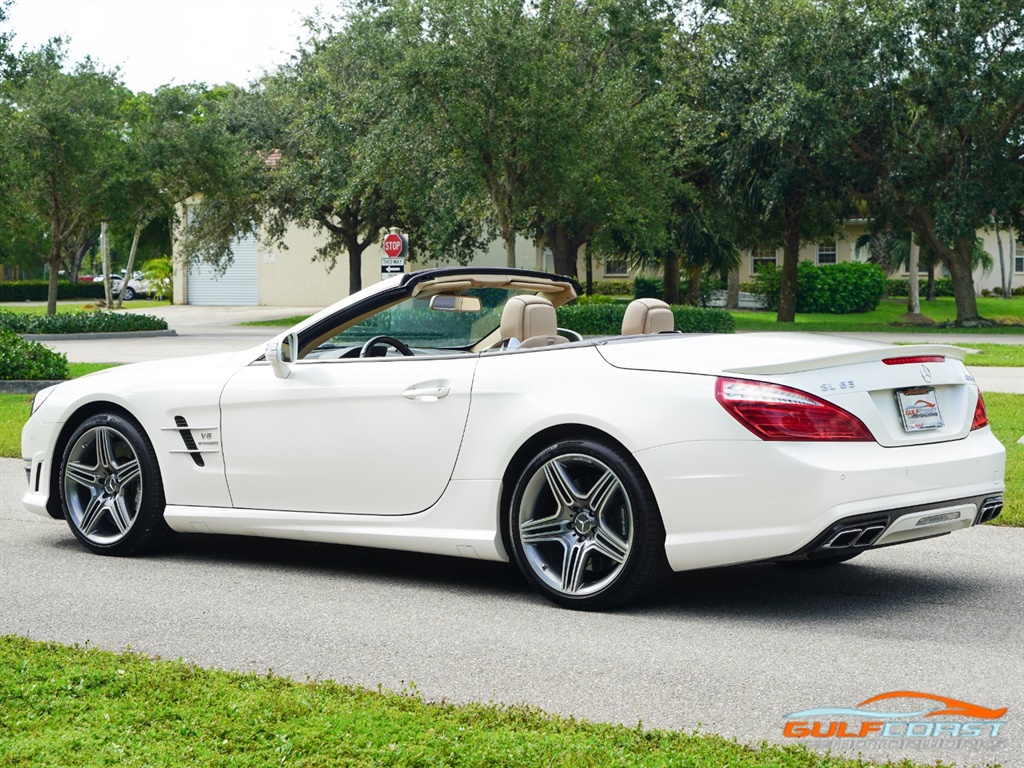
313;287;534;353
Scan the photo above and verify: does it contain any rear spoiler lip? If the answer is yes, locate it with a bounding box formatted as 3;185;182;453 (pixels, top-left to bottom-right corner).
722;344;967;376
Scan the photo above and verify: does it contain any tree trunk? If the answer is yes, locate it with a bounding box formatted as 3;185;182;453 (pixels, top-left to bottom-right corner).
662;250;680;304
584;248;593;295
926;264;936;301
726;268;740;309
685;266;701;306
46;254;60;316
546;224;585;279
101;221;114;307
995;227;1011;298
907;240;921;314
347;234;364;295
114;219;146;310
921;233;980;323
778;196;804;323
503;225;517;269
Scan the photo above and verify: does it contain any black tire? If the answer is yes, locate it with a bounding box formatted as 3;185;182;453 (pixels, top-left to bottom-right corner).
122;286;136;301
507;438;671;610
59;413;170;556
775;552;861;568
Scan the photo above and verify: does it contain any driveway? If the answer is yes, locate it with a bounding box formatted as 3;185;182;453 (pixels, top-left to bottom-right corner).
2;457;1020;768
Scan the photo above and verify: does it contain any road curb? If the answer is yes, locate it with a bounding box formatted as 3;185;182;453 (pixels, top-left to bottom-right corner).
19;329;177;341
0;380;63;395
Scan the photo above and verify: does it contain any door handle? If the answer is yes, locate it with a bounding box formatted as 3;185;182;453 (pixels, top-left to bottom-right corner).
402;383;450;401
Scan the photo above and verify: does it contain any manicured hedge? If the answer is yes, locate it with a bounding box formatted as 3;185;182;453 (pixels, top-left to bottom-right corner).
753;261;886;313
591;280;634;296
0;310;168;334
0;281;106;302
885;277;956;298
0;329;69;380
557;302;734;335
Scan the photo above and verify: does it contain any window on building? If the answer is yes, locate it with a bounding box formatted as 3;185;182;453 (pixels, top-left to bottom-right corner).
817;242;837;265
1016;240;1023;274
751;247;777;273
604;257;629;276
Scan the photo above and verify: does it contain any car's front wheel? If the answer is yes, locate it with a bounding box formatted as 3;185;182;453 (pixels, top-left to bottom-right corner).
59;413;169;555
121;286;136;301
508;439;671;610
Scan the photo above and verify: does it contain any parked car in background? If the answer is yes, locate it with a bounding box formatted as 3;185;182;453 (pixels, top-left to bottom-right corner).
94;272;153;301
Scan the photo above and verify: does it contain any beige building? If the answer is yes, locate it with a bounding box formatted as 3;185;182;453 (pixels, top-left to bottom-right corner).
171;219;1024;307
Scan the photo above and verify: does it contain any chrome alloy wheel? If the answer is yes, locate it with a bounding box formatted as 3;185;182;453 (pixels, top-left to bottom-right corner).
516;453;635;597
63;425;143;545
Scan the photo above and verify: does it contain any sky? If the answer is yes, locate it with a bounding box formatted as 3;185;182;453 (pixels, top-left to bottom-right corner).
5;0;329;93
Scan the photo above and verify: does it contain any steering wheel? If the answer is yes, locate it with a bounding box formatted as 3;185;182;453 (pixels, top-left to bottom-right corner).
359;335;414;358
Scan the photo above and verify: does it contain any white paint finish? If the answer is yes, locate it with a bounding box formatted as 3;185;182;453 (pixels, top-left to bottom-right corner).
163;478;507;561
636;433;1006;570
219;356;478;514
19;268;1008;586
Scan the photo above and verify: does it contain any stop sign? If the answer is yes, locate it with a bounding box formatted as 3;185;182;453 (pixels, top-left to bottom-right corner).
383;233;404;258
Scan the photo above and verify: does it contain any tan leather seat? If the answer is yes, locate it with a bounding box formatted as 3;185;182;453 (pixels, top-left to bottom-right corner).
499;295;568;349
621;298;674;335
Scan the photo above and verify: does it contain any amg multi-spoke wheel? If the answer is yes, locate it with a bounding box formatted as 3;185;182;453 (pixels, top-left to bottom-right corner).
508;439;671;610
60;413;169;555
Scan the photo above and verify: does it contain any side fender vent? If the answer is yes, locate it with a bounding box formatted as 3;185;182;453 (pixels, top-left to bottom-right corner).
174;416;205;467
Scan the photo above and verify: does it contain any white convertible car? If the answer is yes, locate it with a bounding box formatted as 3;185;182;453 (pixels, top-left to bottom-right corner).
22;267;1006;609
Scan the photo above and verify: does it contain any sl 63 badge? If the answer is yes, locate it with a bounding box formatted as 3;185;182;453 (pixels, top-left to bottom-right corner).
820;380;855;392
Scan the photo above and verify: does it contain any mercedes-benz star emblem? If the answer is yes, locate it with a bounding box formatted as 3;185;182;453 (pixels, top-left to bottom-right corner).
920;364;933;383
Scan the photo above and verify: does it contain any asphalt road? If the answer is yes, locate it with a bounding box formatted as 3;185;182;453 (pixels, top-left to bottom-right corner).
2;458;1021;767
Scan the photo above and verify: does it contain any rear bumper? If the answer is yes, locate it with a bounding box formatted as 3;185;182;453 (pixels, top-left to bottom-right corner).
633;431;1006;572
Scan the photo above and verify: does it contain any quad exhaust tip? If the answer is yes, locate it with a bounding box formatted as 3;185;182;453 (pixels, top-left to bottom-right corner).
825;524;886;549
975;496;1004;525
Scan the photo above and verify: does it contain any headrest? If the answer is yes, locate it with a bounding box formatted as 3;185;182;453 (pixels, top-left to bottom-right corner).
500;295;559;341
621;298;674;335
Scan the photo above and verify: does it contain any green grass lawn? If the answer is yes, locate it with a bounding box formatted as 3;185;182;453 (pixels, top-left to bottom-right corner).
730;296;1024;333
0;635;945;768
0;299;170;314
242;314;311;327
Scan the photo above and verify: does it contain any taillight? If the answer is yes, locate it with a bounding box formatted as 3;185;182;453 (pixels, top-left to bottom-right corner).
715;377;873;441
883;356;945;365
971;391;989;430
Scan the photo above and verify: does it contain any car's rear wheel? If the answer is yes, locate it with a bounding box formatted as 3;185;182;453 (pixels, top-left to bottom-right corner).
508;439;671;610
59;413;169;555
121;286;136;301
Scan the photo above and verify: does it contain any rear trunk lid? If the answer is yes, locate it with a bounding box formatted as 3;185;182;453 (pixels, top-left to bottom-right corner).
596;333;981;447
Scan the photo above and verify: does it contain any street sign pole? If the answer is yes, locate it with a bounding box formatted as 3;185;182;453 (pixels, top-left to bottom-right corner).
381;232;407;280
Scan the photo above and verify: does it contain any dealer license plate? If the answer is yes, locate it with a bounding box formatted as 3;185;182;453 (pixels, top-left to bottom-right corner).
896;387;944;432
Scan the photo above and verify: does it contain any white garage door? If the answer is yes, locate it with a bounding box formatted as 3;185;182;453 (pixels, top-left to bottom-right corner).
186;235;259;306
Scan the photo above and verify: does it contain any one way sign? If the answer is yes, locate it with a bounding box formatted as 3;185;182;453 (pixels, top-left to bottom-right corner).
381;256;406;279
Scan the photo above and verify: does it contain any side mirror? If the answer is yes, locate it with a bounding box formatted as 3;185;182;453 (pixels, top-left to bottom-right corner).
266;332;299;379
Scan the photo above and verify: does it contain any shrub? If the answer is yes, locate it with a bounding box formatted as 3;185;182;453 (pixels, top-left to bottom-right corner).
574;294;622;305
885;277;956;298
0;329;69;380
557;302;734;335
753;262;885;313
633;277;663;299
591;280;633;296
0;310;168;334
0;281;106;302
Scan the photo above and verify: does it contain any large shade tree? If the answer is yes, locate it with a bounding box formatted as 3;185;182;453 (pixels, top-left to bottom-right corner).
842;0;1024;324
0;43;127;314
